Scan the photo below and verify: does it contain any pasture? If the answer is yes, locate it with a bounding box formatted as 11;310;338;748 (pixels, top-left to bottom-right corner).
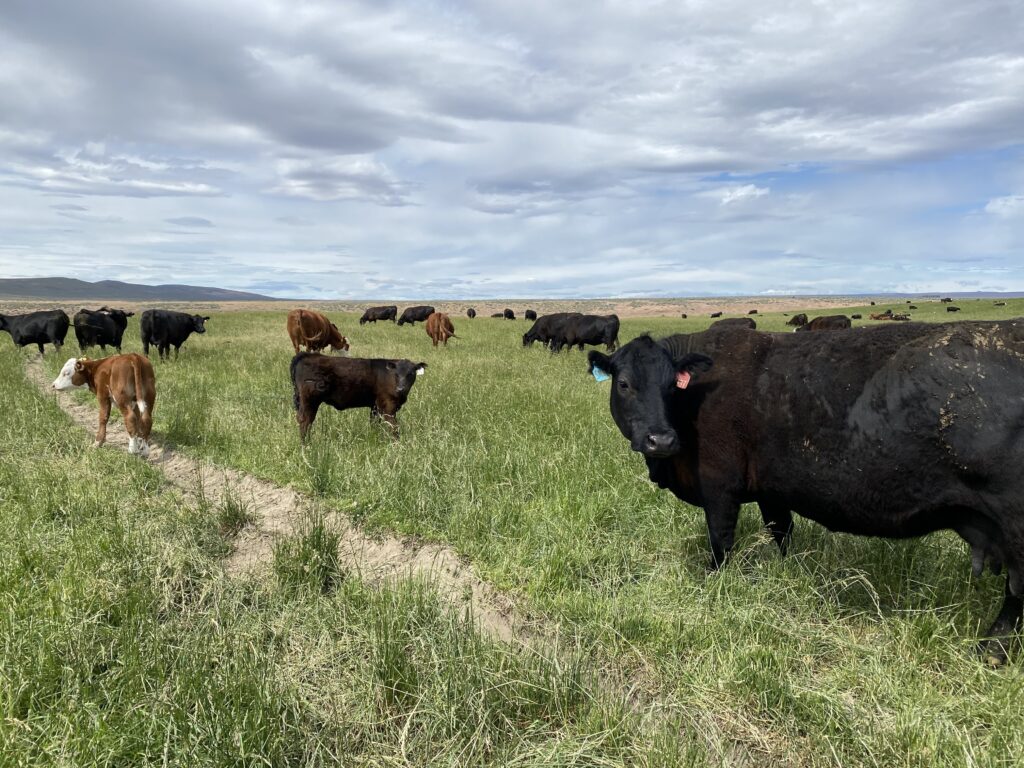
5;297;1024;766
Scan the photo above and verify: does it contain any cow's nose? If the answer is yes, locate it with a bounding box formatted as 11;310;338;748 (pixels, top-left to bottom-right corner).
643;432;678;456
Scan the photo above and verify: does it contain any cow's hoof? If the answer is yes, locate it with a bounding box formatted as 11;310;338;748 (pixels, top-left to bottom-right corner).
90;440;102;449
977;637;1012;668
138;441;150;458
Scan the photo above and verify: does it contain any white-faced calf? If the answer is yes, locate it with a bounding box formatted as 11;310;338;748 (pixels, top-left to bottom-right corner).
53;354;156;456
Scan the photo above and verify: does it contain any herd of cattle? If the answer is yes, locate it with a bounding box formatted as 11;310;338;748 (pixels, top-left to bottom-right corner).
4;301;1024;663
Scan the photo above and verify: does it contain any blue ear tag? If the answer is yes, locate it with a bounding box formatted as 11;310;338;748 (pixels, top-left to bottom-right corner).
592;366;610;382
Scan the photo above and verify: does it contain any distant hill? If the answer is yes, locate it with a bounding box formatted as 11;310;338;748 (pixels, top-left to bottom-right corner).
0;278;277;302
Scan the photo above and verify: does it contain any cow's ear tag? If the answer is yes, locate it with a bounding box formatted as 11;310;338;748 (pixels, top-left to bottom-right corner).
416;367;425;376
675;371;691;389
592;367;610;382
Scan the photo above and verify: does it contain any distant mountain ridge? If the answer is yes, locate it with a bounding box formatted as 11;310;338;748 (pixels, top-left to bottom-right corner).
0;278;277;302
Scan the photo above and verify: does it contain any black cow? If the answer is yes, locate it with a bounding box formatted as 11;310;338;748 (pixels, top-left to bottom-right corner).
467;308;477;319
709;311;723;318
589;320;1024;663
786;313;808;327
711;317;756;330
490;312;504;318
140;309;209;359
522;312;581;348
73;307;134;352
909;305;918;310
291;353;426;440
550;314;619;353
525;309;537;321
359;305;398;325
397;305;435;326
0;309;69;354
747;309;758;315
680;313;688;319
795;315;852;332
851;314;863;319
503;308;516;320
941;297;953;303
947;306;961;312
995;302;1007;307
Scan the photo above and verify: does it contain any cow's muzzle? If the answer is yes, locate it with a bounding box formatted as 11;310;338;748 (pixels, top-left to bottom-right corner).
636;431;680;458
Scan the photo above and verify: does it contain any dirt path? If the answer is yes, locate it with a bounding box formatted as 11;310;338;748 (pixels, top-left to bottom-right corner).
25;356;528;645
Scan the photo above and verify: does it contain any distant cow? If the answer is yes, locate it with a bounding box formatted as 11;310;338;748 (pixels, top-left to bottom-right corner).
995;302;1007;307
709;311;723;318
523;312;581;349
398;305;435;326
525;309;537;321
796;315;852;332
490;312;504;318
786;313;808;327
425;312;456;346
286;309;349;356
467;308;477;319
503;308;516;320
52;353;156;456
589;319;1024;663
550;314;619;353
947;306;961;312
870;301;876;306
941;297;953;303
359;305;397;325
291;353;426;440
747;309;758;315
908;305;918;310
711;317;756;330
680;313;688;319
0;309;69;354
869;310;894;321
140;310;208;360
73;307;134;353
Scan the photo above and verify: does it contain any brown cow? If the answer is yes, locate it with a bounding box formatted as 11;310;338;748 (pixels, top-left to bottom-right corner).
425;312;456;347
286;309;350;355
52;354;156;456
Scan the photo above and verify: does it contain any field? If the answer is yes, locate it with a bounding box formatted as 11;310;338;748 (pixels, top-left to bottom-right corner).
4;297;1024;766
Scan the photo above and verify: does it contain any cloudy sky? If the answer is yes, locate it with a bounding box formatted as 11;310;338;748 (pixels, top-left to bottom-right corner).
1;0;1022;299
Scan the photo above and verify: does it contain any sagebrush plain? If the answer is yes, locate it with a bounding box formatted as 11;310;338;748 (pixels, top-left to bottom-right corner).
5;297;1023;766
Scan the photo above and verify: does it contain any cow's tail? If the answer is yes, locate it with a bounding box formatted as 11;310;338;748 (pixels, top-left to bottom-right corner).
290;353;306;411
132;357;147;413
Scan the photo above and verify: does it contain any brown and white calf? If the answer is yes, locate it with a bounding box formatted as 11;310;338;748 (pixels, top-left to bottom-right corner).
52;354;156;456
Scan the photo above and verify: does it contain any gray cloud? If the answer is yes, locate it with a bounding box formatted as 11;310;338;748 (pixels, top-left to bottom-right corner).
165;216;214;227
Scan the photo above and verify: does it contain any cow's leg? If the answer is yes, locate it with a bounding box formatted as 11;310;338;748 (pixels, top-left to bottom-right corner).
94;396;112;448
297;398;320;442
143;338;150;356
119;398;141;454
37;342;45;354
174;344;181;359
758;502;794;555
978;582;1023;666
704;496;740;570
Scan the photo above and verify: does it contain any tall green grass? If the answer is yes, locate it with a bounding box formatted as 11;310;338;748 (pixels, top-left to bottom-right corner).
31;298;1024;765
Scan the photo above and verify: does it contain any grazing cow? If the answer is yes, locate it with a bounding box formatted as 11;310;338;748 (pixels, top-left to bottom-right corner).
890;313;911;321
503;308;516;320
796;315;852;332
869;310;894;321
995;302;1007;307
680;313;688;319
786;313;808;327
909;305;918;310
712;317;756;330
941;297;953;303
73;307;134;353
0;309;70;354
523;312;582;349
141;310;208;360
359;305;398;325
747;309;758;315
709;311;723;318
851;314;863;320
490;312;504;318
947;306;962;312
525;309;537;321
588;319;1024;663
286;309;349;355
397;305;436;326
425;312;456;346
52;354;156;456
290;353;426;440
550;314;619;353
467;308;477;319
870;301;876;305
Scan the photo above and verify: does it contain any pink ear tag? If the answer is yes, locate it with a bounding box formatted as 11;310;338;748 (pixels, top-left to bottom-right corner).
675;371;691;389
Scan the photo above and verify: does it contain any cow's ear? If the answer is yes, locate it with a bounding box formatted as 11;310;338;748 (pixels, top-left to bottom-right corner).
675;353;712;390
588;350;612;377
202;316;211;321
126;311;135;317
415;362;427;376
74;359;86;371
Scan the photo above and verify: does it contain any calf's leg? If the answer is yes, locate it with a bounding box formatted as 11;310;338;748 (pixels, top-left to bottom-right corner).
94;395;112;448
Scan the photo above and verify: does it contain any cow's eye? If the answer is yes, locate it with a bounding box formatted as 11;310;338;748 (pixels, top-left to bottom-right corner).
617;379;630;391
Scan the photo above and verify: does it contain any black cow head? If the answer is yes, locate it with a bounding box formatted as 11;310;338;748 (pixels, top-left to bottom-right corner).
383;360;427;397
588;336;712;458
192;315;210;333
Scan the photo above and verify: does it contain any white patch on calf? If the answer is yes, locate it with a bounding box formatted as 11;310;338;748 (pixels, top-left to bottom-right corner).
135;400;147;414
128;436;139;455
52;358;83;390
